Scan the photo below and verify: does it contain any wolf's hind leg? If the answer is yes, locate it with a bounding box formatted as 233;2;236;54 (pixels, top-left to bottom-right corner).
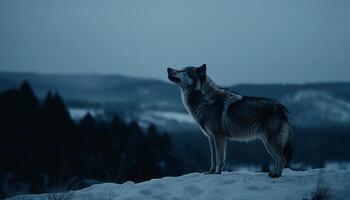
204;135;216;174
261;137;278;172
270;141;286;178
261;136;285;178
213;135;226;174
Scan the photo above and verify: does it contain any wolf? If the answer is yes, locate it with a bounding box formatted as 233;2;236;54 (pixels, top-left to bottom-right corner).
167;64;293;177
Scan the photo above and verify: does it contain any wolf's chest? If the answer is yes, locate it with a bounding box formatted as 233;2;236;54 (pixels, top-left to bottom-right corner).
181;91;205;119
182;91;226;134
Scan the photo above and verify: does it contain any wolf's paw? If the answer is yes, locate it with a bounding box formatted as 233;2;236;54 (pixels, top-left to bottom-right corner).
204;169;215;174
268;171;281;178
213;168;223;174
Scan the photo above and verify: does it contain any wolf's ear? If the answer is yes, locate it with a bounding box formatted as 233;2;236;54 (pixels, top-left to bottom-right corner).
197;64;206;75
197;64;207;81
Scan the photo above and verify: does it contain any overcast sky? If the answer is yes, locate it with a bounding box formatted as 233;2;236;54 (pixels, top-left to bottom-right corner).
0;0;349;85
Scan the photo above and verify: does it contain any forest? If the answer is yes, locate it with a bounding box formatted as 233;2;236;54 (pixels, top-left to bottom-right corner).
0;81;182;198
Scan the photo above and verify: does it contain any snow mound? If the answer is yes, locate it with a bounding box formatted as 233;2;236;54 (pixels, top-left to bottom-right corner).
7;169;350;200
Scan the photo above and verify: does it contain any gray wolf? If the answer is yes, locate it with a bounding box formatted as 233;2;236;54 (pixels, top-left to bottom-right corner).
167;64;293;177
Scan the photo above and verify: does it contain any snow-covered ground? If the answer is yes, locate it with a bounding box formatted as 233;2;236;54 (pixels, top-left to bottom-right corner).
7;169;350;200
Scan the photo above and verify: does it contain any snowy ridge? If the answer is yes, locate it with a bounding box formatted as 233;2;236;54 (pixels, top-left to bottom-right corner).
282;90;350;125
7;169;350;200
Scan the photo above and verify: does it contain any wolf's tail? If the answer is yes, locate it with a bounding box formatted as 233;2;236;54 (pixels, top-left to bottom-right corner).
283;127;294;168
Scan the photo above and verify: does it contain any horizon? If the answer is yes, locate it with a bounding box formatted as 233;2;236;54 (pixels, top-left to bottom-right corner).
1;69;350;87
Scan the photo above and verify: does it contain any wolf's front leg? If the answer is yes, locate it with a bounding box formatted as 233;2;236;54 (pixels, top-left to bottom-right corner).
204;136;216;174
214;135;226;174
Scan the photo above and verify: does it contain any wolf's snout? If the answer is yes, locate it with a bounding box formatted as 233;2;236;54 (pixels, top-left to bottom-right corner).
167;68;173;74
167;67;181;83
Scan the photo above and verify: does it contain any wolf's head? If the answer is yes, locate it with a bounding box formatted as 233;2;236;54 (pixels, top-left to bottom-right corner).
167;64;207;90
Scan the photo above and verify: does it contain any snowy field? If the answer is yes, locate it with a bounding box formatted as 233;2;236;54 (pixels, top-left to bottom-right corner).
7;169;350;200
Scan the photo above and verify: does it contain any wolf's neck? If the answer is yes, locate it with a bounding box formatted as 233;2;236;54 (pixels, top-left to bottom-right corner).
180;77;222;117
198;77;222;102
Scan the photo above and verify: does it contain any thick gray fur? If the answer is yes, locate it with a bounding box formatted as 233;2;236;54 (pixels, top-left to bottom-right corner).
167;64;293;178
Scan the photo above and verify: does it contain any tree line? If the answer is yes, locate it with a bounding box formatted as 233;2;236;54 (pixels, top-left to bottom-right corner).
0;81;181;198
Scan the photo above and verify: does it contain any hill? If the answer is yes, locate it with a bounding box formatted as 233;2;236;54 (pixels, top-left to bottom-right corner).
1;72;350;129
6;169;350;200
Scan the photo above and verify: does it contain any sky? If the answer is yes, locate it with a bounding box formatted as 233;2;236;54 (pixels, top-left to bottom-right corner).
0;0;349;85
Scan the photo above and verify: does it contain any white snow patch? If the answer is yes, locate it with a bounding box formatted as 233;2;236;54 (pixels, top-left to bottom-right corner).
140;111;195;124
7;169;350;200
68;108;104;120
282;90;350;124
325;161;350;170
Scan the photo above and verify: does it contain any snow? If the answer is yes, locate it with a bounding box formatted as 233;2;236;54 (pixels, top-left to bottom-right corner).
282;90;350;124
140;111;195;125
7;169;350;200
68;108;104;120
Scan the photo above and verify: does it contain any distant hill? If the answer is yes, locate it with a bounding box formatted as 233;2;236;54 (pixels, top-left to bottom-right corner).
0;72;182;109
1;72;350;129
